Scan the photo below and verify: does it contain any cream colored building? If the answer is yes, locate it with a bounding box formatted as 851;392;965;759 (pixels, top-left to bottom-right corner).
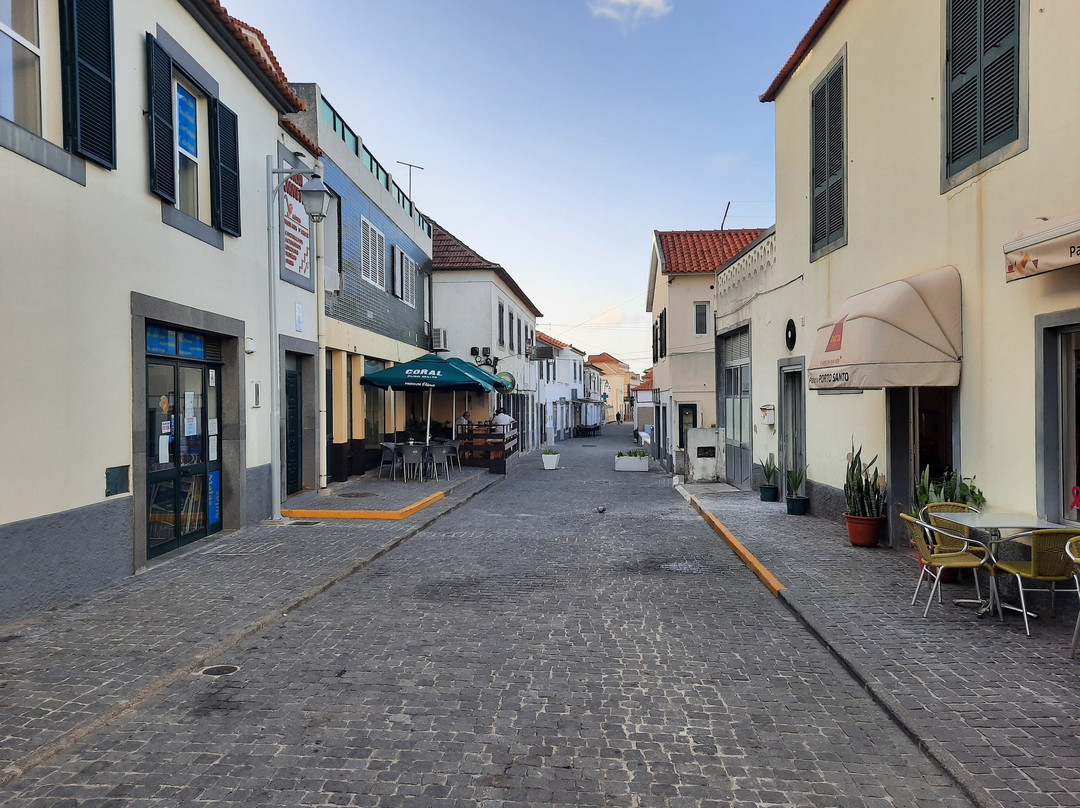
647;229;763;476
586;353;637;426
739;0;1080;542
0;0;318;619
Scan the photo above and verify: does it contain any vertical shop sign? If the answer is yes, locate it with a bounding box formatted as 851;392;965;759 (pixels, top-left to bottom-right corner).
282;173;312;280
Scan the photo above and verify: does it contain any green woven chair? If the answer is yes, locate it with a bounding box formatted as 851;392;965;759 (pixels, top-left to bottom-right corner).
994;530;1079;637
900;513;998;618
1064;536;1080;657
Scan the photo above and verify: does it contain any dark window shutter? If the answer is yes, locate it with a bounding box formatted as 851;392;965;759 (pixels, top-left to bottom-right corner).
980;0;1019;155
146;35;175;204
209;99;241;236
811;60;844;253
60;0;115;169
947;0;1018;176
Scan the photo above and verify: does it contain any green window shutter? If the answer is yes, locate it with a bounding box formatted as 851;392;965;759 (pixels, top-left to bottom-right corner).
60;0;116;169
980;0;1019;155
811;60;844;253
947;0;1019;176
146;34;175;204
209;99;241;237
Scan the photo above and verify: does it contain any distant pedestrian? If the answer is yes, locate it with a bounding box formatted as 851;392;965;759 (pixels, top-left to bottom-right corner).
615;411;622;424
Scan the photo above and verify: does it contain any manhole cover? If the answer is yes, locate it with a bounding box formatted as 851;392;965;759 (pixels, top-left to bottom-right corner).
201;665;239;676
338;492;376;498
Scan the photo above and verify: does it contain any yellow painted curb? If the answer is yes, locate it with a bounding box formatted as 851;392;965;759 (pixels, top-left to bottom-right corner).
690;495;785;595
281;491;445;521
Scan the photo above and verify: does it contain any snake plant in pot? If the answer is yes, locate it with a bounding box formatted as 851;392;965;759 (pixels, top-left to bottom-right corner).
785;463;809;514
843;443;888;546
759;455;779;501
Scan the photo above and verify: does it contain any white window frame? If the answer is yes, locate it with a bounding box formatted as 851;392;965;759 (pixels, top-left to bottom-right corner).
173;73;203;221
392;245;417;307
0;0;43;135
694;301;710;336
361;216;386;288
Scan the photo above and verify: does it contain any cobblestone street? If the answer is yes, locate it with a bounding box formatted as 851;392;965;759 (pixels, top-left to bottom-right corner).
1;427;973;807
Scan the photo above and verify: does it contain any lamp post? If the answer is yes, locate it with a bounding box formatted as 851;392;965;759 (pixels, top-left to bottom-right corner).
265;156;332;521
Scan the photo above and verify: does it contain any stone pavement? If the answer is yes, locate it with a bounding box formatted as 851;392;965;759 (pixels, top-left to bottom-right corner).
0;425;1073;807
686;487;1080;808
0;465;501;787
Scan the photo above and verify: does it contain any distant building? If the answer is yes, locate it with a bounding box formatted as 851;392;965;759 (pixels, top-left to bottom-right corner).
284;82;434;479
430;220;542;452
646;229;763;475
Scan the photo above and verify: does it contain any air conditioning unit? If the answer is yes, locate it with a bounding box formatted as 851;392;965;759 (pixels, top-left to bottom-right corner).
432;328;448;352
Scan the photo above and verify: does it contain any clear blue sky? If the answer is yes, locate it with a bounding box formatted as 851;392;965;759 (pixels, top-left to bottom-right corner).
222;0;822;374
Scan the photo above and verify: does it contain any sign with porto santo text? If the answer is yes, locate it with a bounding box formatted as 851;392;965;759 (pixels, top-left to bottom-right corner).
282;173;312;282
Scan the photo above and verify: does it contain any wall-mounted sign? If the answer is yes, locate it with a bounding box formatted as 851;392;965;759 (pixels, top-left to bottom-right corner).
497;371;516;393
282;172;312;281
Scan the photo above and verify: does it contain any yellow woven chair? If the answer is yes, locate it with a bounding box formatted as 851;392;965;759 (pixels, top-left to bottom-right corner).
899;513;998;618
922;502;983;556
1067;536;1080;658
994;529;1078;637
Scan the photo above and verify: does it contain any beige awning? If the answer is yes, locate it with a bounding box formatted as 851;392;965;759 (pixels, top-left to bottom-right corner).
1004;215;1080;282
808;266;962;390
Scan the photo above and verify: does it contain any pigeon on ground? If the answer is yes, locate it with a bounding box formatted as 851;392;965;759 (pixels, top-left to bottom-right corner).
597;506;606;513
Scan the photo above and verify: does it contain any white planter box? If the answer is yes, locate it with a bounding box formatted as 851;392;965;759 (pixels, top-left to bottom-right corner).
542;453;560;470
615;455;649;472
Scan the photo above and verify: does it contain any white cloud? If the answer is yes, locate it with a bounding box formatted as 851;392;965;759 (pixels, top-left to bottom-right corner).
589;0;673;28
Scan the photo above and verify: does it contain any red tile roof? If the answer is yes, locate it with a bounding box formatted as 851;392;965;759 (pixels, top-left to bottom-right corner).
429;219;543;318
536;331;570;349
656;229;766;275
760;0;846;102
632;368;654;392
587;353;624;366
205;2;306;112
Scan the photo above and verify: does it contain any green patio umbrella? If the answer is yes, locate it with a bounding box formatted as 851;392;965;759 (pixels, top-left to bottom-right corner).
360;354;497;443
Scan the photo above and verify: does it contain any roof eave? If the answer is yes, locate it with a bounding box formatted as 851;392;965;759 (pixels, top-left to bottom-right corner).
760;0;847;103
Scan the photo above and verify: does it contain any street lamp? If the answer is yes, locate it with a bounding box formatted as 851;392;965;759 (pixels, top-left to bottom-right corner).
265;157;333;521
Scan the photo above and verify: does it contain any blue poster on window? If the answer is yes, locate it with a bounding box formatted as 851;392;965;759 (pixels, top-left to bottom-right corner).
177;332;204;358
208;470;220;525
176;84;197;156
146;326;176;355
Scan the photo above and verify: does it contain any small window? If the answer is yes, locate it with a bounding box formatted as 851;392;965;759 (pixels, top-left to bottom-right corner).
509;312;514;351
146;32;239;237
946;0;1021;178
174;77;202;220
694;302;709;336
498;302;505;346
361;217;386;288
392;245;416;306
0;0;41;134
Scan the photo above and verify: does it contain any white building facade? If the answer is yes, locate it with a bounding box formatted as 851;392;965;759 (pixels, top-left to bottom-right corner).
430;220;542;452
0;0;318;619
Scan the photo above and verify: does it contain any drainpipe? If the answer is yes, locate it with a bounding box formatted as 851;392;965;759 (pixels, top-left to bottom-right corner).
315;158;329;491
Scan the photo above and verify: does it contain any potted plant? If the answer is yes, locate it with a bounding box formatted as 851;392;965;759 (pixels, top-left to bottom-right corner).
785;464;809;514
615;449;649;472
759;455;779;501
908;464;986;578
843;443;887;546
542;448;560;470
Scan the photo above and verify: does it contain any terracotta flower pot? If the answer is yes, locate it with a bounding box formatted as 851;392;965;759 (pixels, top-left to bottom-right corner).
844;513;885;546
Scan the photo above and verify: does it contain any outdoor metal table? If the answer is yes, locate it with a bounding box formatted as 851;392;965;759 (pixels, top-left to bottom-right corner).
937;511;1064;618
